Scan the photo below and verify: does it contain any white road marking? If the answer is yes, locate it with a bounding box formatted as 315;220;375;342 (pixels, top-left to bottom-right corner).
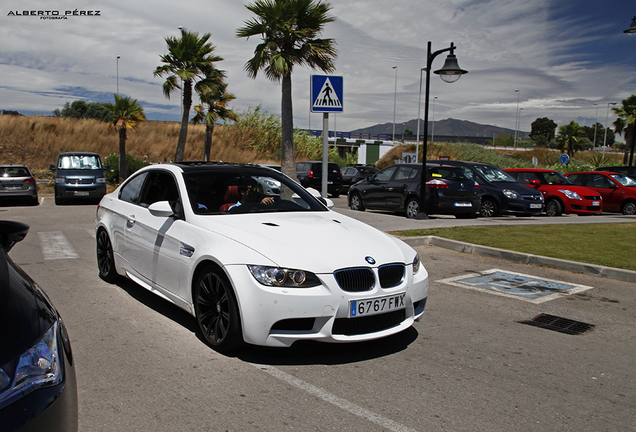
37;231;79;260
252;363;418;432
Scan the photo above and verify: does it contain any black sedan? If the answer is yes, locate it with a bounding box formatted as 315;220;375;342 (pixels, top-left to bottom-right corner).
348;163;480;218
0;221;78;431
341;165;379;193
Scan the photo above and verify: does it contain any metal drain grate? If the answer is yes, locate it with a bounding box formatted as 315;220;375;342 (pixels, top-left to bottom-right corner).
518;313;595;335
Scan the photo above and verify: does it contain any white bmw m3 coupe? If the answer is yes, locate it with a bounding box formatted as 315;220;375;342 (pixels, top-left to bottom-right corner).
95;162;428;351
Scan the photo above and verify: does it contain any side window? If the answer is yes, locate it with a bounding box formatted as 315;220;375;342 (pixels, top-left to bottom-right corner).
395;166;418;180
140;171;180;207
119;172;148;205
567;174;584;186
517;172;537;184
589;174;611;188
375;166;397;182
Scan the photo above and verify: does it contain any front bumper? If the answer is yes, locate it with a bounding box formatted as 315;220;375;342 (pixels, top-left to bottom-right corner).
56;184;106;200
225;263;429;347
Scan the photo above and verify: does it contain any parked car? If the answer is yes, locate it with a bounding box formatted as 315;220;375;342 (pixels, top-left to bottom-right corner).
341;165;379;193
565;171;636;215
428;160;544;217
95;162;428;351
595;165;636;179
0;164;38;205
50;152;108;205
0;221;78;431
295;161;343;197
348;163;480;218
505;168;602;216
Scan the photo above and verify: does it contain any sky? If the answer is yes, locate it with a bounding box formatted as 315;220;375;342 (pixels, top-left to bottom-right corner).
1;0;635;138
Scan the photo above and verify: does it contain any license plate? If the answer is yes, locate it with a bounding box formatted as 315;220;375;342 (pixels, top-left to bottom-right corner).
5;185;21;190
350;293;406;318
327;181;333;185
530;203;542;209
454;202;472;207
592;201;600;206
74;191;89;196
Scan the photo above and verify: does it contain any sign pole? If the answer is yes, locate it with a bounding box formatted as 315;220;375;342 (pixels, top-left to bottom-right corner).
322;113;329;198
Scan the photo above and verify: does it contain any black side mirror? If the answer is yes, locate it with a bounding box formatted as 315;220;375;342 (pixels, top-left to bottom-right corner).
49;164;56;171
0;221;30;252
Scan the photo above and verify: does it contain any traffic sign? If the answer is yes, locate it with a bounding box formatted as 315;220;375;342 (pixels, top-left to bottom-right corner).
559;154;570;165
311;75;343;113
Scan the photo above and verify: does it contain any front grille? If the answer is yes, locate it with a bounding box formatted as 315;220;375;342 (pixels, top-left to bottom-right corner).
583;195;601;200
378;264;405;288
334;268;375;292
66;178;94;185
521;194;542;201
333;309;406;335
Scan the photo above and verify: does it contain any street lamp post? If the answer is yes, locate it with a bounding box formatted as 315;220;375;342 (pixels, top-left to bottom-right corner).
416;41;467;220
116;55;120;95
593;103;599;147
514;89;520;148
431;96;438;143
416;68;425;162
603;102;617;155
392;66;397;143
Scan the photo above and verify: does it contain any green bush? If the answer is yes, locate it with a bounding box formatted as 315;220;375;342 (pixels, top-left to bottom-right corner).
104;153;150;184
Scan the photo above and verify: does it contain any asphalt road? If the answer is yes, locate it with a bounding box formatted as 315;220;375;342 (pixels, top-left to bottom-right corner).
2;196;635;431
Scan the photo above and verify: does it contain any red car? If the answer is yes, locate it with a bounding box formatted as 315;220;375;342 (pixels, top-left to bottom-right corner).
565;171;636;215
506;168;602;216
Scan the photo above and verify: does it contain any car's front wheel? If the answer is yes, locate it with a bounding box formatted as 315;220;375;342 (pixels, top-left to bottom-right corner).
545;199;563;217
480;198;498;217
194;265;243;352
350;193;365;211
405;198;420;219
96;229;119;282
622;200;636;215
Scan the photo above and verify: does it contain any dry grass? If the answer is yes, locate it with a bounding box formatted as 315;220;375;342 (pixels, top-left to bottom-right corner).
0;116;280;176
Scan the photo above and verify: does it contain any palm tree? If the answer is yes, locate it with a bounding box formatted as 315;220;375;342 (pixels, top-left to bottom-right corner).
154;28;223;162
556;121;587;157
102;94;146;182
192;79;238;161
613;95;636;166
237;0;337;179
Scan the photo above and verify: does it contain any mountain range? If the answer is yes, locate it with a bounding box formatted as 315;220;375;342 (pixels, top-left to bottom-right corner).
350;118;528;139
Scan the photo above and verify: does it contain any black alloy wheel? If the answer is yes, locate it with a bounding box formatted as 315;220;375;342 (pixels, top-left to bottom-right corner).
480;198;498;217
545;199;563;217
350;193;365;211
622;201;636;215
194;266;243;352
96;229;119;282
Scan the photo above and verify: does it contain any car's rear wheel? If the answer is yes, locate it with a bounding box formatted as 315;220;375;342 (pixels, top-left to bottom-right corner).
405;198;420;219
480;198;498;217
350;193;365;211
194;265;243;352
622;201;636;215
545;199;563;217
96;229;119;282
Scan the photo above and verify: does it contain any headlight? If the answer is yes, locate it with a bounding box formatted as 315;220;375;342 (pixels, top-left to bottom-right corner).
248;265;321;288
412;254;421;274
558;189;582;200
0;321;63;409
503;189;520;200
96;177;106;184
55;177;65;184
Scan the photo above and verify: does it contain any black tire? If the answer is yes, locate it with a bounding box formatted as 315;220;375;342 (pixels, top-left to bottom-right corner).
194;265;243;352
622;201;636;215
350;193;365;211
96;229;119;282
480;198;498;217
545;199;563;217
331;191;341;198
405;198;419;219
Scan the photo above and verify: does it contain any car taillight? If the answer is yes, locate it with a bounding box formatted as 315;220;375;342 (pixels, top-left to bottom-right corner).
23;178;35;184
308;170;314;178
474;181;479;189
426;179;449;188
339;170;343;178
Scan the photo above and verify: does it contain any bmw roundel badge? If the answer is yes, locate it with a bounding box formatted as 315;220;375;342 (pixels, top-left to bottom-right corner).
365;256;376;265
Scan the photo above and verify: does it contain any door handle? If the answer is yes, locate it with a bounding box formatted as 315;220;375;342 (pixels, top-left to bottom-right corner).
126;215;136;228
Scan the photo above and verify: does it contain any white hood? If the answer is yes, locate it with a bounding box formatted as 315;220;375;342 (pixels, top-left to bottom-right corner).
193;210;413;273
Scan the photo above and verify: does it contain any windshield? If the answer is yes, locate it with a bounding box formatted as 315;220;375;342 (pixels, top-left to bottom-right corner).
0;166;31;178
57;155;102;170
474;165;516;183
183;168;327;215
611;174;636;187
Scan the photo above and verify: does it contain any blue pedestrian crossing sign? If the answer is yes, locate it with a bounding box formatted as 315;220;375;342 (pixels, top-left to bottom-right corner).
311;75;343;113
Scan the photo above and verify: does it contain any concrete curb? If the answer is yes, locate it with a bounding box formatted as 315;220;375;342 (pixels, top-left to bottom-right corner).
400;235;636;284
